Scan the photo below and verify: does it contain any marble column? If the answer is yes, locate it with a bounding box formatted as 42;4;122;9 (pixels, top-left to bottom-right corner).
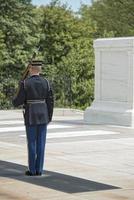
84;37;134;127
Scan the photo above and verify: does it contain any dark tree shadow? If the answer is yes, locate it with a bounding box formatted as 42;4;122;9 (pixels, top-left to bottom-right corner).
0;160;120;194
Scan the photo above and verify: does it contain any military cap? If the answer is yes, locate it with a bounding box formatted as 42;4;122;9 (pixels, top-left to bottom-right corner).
31;60;43;66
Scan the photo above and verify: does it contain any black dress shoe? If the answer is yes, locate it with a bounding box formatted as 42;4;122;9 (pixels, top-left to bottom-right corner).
36;172;42;176
25;170;35;176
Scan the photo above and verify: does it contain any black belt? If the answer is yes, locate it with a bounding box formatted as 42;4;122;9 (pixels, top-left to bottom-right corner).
27;99;46;104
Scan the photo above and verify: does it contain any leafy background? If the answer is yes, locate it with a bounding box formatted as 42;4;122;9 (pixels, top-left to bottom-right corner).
0;0;133;109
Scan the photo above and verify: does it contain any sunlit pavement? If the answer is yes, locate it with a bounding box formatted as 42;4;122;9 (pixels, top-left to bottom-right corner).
0;109;134;200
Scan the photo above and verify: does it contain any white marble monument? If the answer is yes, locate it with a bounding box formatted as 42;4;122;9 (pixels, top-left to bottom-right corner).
84;37;134;127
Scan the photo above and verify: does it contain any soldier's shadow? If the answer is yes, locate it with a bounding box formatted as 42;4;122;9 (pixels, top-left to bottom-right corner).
0;160;120;194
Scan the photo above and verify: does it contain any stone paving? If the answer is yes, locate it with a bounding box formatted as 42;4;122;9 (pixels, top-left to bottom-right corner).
0;109;134;200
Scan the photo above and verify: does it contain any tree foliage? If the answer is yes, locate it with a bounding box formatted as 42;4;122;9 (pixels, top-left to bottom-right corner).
0;0;40;108
0;0;133;109
88;0;134;37
38;2;94;109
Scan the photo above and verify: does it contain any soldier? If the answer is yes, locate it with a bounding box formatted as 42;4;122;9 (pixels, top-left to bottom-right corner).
12;61;54;176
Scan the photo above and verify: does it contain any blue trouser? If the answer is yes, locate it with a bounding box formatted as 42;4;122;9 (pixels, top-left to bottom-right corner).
26;124;47;174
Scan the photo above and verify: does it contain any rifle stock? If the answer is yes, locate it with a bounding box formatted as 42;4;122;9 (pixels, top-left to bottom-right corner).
21;51;37;81
16;46;40;95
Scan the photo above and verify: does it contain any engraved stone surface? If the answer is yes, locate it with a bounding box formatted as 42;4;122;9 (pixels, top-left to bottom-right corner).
84;37;134;126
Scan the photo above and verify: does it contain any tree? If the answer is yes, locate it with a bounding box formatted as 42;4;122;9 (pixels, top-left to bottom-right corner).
39;1;94;109
0;0;40;78
1;0;133;110
89;0;134;37
0;0;40;108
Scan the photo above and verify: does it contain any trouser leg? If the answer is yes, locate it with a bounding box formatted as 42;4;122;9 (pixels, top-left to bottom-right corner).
26;125;37;174
36;124;47;174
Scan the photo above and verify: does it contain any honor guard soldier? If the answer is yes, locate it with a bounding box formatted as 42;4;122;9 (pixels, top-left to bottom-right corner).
12;61;54;176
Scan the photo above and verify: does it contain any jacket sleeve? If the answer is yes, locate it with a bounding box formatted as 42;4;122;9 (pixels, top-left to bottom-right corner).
46;83;54;122
12;81;26;107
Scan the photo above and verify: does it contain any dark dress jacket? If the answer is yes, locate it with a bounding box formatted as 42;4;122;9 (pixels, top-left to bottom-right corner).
13;75;54;126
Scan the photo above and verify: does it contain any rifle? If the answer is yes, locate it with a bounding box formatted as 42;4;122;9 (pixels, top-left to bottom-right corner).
15;46;41;96
21;46;41;81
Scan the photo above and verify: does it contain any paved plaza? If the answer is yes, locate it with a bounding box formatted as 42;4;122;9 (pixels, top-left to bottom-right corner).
0;109;134;200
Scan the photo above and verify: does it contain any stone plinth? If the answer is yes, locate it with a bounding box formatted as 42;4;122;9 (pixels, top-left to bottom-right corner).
84;37;134;126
